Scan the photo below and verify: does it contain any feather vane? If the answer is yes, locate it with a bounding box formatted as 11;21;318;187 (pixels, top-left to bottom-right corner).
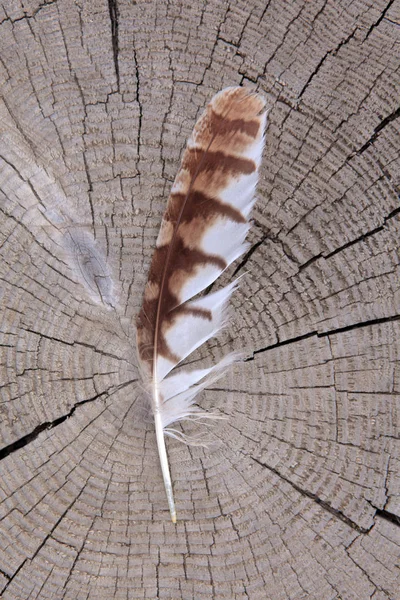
136;87;267;521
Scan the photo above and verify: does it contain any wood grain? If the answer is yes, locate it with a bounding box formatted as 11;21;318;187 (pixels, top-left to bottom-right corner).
0;0;399;598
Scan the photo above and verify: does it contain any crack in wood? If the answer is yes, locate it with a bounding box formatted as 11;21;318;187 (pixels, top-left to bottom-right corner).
0;559;27;595
107;0;120;91
307;205;400;264
0;567;11;581
21;327;130;362
374;508;400;527
344;543;379;594
132;40;142;179
357;105;400;155
233;233;269;276
250;203;399;276
364;0;396;39
0;0;57;26
297;29;358;100
0;379;136;462
1;478;91;595
250;456;368;533
248;313;400;360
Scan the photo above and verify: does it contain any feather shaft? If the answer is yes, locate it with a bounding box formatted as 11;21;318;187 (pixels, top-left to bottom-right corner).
154;399;177;523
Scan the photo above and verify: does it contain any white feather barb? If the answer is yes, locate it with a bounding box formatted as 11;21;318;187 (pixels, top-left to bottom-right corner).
136;86;267;521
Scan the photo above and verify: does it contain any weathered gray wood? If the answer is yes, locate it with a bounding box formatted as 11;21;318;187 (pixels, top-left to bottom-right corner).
0;0;399;598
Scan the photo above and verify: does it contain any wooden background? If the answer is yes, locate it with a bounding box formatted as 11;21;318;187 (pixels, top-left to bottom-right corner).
0;0;399;598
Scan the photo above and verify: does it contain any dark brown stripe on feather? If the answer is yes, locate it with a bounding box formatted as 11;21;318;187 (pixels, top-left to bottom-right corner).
165;191;246;224
184;149;256;177
177;306;212;321
209;109;261;138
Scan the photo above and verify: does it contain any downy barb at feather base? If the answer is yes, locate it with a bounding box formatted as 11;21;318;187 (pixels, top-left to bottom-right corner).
136;87;267;522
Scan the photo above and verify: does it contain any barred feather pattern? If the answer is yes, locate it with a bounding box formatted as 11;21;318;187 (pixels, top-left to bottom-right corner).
136;87;267;521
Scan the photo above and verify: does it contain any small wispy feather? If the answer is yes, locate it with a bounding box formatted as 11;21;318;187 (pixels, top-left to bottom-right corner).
136;86;267;521
0;115;115;309
63;227;115;308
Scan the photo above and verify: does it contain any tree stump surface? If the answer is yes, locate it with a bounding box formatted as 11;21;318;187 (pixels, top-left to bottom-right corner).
0;0;399;598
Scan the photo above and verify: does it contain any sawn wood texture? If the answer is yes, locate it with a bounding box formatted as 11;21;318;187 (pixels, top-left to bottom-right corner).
0;0;399;598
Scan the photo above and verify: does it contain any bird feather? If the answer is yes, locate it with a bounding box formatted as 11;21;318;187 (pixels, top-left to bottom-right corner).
136;86;267;522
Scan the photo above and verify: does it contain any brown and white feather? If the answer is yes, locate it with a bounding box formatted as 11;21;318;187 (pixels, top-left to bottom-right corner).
136;87;267;521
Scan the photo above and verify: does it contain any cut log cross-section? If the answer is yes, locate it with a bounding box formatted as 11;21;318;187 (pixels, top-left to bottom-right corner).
0;1;399;599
